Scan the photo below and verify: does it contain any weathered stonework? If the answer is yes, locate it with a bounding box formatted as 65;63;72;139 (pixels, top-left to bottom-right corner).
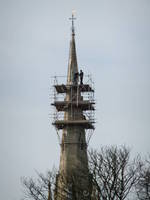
53;17;95;200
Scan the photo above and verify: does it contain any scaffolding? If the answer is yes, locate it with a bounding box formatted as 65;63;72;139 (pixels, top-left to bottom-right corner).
50;74;95;145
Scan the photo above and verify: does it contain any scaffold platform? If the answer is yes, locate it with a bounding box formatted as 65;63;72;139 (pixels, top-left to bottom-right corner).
52;119;95;130
54;84;94;93
51;100;95;111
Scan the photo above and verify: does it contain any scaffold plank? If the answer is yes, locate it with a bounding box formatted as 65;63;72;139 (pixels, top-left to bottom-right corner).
53;119;95;130
54;84;94;93
51;100;95;111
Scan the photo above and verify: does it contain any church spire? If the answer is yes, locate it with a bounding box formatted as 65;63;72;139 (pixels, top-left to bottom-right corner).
67;11;78;84
52;13;95;200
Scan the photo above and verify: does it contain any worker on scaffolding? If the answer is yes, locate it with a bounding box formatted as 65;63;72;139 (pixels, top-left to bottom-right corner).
73;72;79;85
79;70;84;85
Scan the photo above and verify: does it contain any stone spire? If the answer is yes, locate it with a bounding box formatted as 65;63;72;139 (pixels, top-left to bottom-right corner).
67;13;78;84
52;13;95;200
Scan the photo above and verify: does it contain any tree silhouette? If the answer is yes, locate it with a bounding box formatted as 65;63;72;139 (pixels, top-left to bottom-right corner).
21;146;141;200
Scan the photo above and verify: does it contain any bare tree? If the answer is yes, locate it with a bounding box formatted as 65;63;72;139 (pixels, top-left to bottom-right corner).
136;155;150;200
89;146;141;200
21;146;141;200
21;169;90;200
21;170;56;200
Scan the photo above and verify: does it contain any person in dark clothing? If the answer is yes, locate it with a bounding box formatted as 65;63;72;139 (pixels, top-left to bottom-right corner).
79;70;84;85
74;72;78;84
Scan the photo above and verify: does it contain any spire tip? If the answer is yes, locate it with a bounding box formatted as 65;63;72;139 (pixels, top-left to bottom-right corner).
69;11;76;35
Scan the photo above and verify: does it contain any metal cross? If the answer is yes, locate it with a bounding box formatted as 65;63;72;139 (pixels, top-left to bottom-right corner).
69;12;76;34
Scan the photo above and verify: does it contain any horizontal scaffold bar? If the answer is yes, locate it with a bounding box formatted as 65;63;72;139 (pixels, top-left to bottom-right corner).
54;84;94;93
52;119;95;130
51;100;95;111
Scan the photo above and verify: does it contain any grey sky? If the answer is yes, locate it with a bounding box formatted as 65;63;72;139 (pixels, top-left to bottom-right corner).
0;0;150;199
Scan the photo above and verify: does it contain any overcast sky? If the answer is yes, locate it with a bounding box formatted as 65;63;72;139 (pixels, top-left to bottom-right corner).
0;0;150;199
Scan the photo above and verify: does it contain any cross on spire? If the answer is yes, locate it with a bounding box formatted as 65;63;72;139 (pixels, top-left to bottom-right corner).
69;11;76;35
